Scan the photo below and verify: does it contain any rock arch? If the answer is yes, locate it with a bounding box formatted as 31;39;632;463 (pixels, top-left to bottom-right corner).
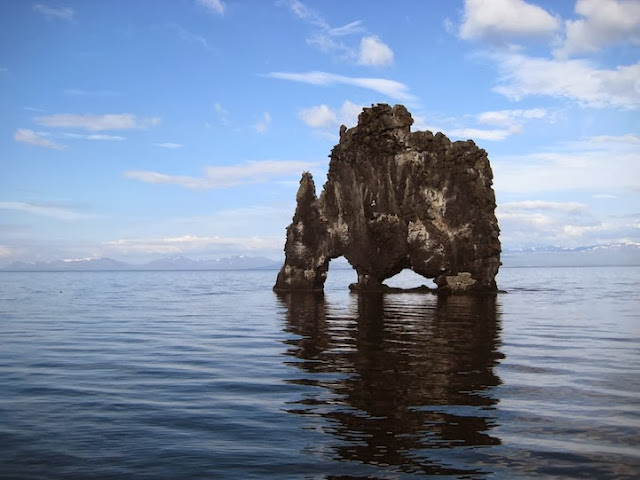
274;104;501;293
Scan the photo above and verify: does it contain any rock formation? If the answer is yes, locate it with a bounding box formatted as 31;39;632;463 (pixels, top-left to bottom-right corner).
274;104;500;293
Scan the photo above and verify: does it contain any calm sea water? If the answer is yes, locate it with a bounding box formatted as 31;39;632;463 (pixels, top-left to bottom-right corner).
0;266;638;479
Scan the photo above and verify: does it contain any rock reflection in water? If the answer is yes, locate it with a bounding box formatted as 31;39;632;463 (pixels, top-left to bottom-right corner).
278;292;504;476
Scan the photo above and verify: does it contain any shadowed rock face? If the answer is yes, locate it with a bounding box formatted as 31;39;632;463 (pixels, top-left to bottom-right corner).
274;104;501;293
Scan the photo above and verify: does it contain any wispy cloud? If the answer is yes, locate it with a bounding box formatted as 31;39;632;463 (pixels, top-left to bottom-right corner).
13;128;65;150
34;113;161;131
496;199;639;248
124;160;318;190
492;53;640;109
197;0;225;15
168;23;210;50
329;20;364;36
588;134;640;145
255;112;271;133
0;201;93;221
62;132;126;141
492;147;640;194
213;102;230;125
124;171;211;190
447;108;550;140
478;108;548;127
448;127;517;141
279;0;329;30
500;201;588;214
63;89;120;97
154;142;184;149
266;71;416;102
279;0;393;67
33;3;75;21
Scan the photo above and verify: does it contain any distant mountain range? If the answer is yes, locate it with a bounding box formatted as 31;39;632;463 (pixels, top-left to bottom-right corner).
0;255;282;272
501;242;640;267
2;243;639;271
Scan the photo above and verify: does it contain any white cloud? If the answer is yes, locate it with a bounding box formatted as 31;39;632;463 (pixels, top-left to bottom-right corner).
255;112;272;133
124;160;318;190
492;53;640;109
34;113;161;131
556;0;640;57
102;234;282;256
411;115;443;133
459;0;559;41
497;211;557;228
197;0;225;15
358;36;394;67
33;4;75;21
154;142;184;149
13;128;65;150
299;100;364;132
0;202;93;221
266;71;416;102
339;100;363;127
0;245;11;258
299;105;339;128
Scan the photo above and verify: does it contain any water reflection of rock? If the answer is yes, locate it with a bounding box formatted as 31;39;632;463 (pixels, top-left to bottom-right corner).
277;292;504;476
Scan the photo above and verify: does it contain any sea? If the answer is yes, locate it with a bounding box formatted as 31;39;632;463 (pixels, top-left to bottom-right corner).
0;266;638;479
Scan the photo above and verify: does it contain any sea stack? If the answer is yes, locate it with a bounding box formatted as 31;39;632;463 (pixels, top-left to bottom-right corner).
274;104;501;293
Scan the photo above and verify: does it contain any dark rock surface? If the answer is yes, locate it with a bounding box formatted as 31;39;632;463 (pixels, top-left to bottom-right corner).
274;104;501;293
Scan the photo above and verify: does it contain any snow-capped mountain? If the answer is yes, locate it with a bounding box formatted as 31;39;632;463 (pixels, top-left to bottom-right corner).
2;244;639;271
501;243;640;267
1;257;132;271
1;255;281;271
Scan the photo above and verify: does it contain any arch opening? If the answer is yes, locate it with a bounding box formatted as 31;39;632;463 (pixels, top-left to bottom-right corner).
324;256;358;292
384;269;434;290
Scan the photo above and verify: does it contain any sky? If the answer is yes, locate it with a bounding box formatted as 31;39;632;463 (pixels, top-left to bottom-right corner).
1;0;639;265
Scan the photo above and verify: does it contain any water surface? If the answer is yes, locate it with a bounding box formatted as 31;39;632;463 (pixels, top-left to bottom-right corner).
1;267;638;478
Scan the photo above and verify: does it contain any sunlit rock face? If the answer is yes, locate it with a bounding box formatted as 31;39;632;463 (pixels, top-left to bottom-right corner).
274;104;501;293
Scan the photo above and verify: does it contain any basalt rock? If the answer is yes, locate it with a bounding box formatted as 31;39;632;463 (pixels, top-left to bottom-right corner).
274;104;501;293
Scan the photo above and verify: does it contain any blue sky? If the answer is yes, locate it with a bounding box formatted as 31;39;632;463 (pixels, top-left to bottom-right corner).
1;0;639;264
